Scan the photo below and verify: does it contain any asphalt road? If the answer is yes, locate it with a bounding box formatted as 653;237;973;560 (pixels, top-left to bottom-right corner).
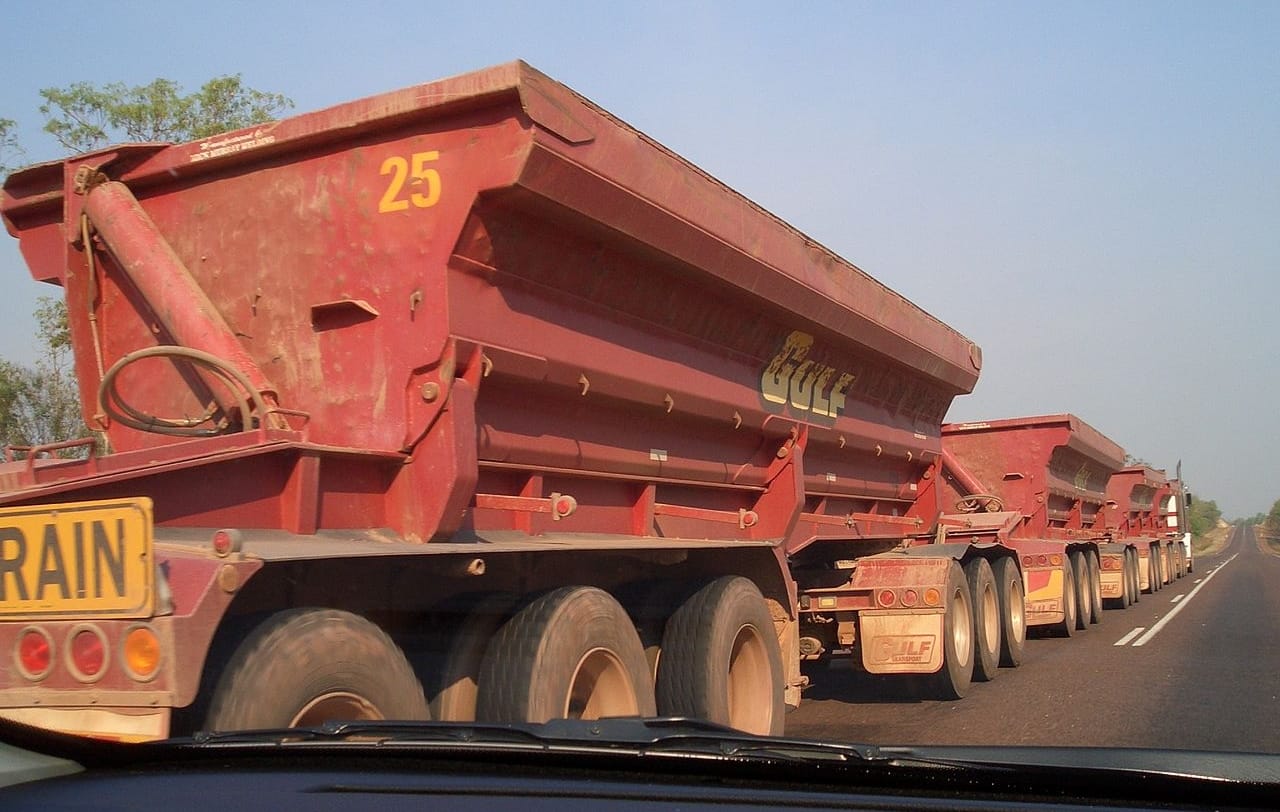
785;525;1279;752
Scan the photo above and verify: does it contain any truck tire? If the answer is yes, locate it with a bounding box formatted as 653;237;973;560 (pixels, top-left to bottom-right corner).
429;595;514;722
476;586;655;723
656;576;784;735
964;558;1000;682
1121;553;1131;604
1148;550;1161;592
928;561;974;700
1086;551;1102;623
1069;551;1090;630
204;608;428;731
1052;559;1077;637
991;556;1025;667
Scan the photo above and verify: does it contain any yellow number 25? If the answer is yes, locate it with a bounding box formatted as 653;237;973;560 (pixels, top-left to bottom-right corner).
379;151;441;213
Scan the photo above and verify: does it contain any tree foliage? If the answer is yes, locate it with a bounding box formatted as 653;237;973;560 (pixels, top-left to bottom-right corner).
1186;496;1222;538
1264;499;1280;534
0;117;23;177
0;298;83;453
39;75;292;154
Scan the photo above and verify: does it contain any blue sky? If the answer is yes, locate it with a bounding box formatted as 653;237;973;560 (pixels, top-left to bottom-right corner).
1;1;1276;517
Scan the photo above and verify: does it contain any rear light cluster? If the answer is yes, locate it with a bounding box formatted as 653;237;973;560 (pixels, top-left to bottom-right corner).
874;587;941;608
14;624;161;684
1020;553;1064;568
1100;555;1124;571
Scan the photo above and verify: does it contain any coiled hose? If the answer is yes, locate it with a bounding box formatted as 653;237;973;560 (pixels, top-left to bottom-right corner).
98;346;270;436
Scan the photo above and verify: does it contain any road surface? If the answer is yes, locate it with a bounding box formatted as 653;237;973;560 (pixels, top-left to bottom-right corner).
785;525;1279;752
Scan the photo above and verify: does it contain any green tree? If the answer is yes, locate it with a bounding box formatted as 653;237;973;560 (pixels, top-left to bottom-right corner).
0;298;83;453
1264;499;1280;534
1186;496;1222;538
0;117;23;177
39;75;292;154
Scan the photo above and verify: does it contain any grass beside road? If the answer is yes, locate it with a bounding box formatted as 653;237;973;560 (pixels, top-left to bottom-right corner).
1253;525;1280;557
1193;525;1233;557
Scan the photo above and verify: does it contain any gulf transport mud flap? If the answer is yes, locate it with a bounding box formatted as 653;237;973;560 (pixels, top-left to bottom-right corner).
1022;566;1066;627
859;611;946;674
1100;570;1125;600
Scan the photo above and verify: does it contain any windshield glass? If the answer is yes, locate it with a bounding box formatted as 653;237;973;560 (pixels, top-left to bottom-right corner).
0;0;1276;768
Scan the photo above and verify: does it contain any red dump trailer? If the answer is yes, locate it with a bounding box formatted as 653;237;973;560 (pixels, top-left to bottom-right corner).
0;62;1015;741
936;415;1145;635
1105;466;1188;592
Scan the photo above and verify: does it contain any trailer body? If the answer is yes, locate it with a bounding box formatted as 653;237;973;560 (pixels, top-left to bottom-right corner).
1105;467;1187;591
0;62;989;740
938;415;1135;630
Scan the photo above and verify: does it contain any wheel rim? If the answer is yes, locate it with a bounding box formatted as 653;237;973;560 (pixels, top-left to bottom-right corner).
564;647;639;719
1076;561;1090;621
1064;568;1075;622
952;585;972;669
1006;576;1026;645
1091;560;1101;615
290;691;384;727
981;581;999;654
726;624;773;735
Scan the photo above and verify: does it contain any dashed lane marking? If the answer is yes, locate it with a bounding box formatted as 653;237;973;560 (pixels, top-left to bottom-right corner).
1171;594;1184;603
1131;553;1239;647
1114;627;1145;646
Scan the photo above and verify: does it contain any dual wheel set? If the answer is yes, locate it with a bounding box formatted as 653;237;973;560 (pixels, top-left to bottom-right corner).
200;576;786;736
1147;543;1189;593
931;556;1027;700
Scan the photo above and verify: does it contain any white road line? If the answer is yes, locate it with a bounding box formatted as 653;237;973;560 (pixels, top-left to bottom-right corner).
1132;552;1240;647
1114;627;1145;646
1171;594;1184;603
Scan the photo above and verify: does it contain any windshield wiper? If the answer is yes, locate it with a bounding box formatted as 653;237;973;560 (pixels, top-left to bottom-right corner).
179;717;881;763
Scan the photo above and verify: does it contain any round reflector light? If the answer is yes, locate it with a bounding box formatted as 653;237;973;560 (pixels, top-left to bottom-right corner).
67;626;108;682
1036;554;1048;566
902;588;919;607
123;626;162;681
16;627;53;680
553;495;577;518
1049;553;1063;566
876;589;897;608
923;587;942;607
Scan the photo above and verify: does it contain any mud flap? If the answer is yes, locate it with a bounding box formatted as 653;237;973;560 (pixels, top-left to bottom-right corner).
1024;566;1066;626
859;611;945;674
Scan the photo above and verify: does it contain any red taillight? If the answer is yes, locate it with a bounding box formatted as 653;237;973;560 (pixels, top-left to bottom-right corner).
551;493;577;520
902;588;919;607
1036;554;1048;566
17;627;53;680
1021;555;1034;566
68;626;107;681
211;528;242;557
1102;556;1121;571
876;589;897;608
